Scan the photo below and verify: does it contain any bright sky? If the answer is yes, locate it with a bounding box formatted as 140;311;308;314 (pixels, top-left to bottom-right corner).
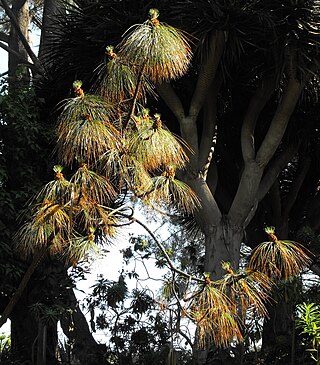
0;49;7;73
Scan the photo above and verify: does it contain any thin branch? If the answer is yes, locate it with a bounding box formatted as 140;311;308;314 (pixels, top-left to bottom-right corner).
123;214;205;284
178;328;194;349
122;64;145;132
0;40;38;72
1;0;43;74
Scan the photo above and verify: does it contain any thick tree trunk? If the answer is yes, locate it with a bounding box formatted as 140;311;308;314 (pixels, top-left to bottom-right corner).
204;218;244;279
193;218;244;365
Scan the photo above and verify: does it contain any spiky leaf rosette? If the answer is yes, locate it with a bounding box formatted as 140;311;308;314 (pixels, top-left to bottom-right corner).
93;46;153;103
248;227;311;281
144;167;201;215
67;228;100;266
218;262;272;320
118;9;192;83
16;201;71;257
191;282;243;348
69;164;116;207
73;202;118;239
127;157;153;196
97;141;153;196
56;92;120;166
34;166;70;205
129;114;190;171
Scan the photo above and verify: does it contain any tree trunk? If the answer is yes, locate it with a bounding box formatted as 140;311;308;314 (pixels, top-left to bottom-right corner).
204;217;244;279
8;0;30;86
193;218;244;365
60;288;110;365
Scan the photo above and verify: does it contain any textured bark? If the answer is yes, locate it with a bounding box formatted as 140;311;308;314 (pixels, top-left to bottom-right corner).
204;218;243;279
228;161;263;227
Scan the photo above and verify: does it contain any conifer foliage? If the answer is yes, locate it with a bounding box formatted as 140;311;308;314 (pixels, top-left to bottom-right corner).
17;8;198;265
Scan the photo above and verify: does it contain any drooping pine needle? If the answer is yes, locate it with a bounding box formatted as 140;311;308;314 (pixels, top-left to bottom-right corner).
118;9;192;83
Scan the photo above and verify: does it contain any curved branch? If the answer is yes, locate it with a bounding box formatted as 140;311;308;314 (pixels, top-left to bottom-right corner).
256;78;304;167
155;82;186;120
131;216;205;284
189;31;225;119
115;211;205;283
